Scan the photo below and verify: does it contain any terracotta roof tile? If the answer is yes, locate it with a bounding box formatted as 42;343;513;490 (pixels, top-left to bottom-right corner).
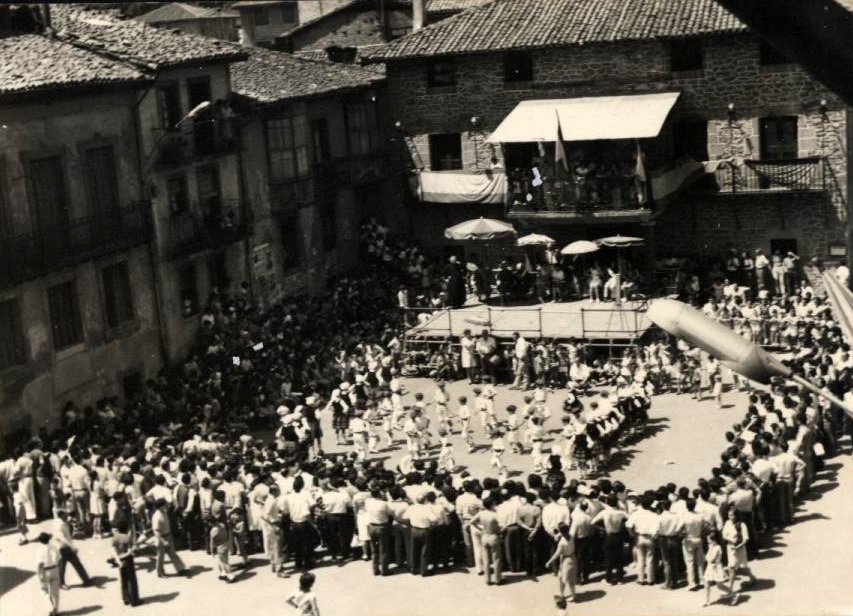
51;4;247;69
0;34;147;95
366;0;746;61
231;47;384;105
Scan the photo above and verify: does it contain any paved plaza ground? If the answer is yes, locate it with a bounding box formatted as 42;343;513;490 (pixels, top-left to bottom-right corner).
1;379;852;616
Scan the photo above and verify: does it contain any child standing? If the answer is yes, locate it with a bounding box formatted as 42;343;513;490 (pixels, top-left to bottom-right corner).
521;395;536;448
482;380;498;426
286;571;320;616
458;396;475;452
530;417;547;473
533;382;551;419
490;427;507;477
473;387;489;430
505;405;522;454
712;374;724;409
437;429;456;473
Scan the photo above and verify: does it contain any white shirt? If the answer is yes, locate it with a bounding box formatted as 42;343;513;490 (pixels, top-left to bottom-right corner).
283;491;314;523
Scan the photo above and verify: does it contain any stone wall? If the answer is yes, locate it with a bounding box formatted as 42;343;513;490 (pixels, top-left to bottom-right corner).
384;32;849;248
654;192;841;260
0;89;161;436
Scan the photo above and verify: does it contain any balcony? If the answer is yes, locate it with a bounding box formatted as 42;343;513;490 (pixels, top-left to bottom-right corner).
152;116;238;168
0;201;153;288
708;157;827;194
165;199;249;260
506;172;652;221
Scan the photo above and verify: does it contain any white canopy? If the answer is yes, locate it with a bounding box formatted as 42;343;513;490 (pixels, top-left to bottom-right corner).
486;92;680;143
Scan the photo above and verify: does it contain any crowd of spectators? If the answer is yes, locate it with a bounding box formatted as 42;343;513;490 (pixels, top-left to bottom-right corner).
1;222;849;614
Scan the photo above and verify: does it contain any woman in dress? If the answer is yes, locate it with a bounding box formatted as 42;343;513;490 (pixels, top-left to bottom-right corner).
721;506;757;594
588;264;603;303
702;532;737;606
89;470;107;538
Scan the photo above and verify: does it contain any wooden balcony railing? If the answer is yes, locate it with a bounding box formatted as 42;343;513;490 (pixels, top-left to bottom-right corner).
0;201;153;288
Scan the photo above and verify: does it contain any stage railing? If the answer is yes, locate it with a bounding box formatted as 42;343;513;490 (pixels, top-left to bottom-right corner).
402;301;649;343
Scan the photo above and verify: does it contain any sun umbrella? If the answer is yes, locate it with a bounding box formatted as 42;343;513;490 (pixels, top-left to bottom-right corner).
596;235;644;305
444;217;516;241
516;233;555;247
561;240;599;255
597;234;644;248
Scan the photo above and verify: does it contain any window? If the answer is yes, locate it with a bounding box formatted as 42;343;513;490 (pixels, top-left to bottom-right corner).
102;262;134;329
281;3;298;24
47;280;83;350
208;253;228;293
0;299;26;369
760;116;798;160
167;175;189;215
429;133;463;171
156;83;182;130
320;198;336;251
83;146;120;218
253;7;269;26
669;39;703;72
28;155;69;231
312;118;331;164
197;167;221;220
759;40;792;65
187;77;215;154
672;121;708;161
503;51;533;83
279;212;301;269
427;59;456;88
345;102;379;156
179;264;199;316
265;116;310;181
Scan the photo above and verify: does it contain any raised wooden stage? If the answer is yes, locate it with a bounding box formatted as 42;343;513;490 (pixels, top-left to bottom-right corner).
404;298;652;344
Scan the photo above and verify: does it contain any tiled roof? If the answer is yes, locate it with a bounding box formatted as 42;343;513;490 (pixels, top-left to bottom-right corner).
230;47;384;105
366;0;747;61
293;45;387;74
0;34;147;96
135;3;238;23
51;4;247;70
231;1;292;8
426;0;493;13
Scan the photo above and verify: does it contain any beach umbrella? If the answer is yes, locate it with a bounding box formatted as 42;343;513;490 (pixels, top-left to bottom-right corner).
561;240;599;255
516;233;555;247
444;217;516;241
597;234;644;248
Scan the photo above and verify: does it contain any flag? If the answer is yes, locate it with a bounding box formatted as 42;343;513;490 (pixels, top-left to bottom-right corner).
635;139;647;204
555;111;568;172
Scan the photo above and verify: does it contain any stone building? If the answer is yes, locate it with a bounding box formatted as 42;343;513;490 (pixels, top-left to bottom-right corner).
134;3;240;41
365;0;849;268
233;0;352;47
51;6;251;363
230;48;390;303
0;29;159;436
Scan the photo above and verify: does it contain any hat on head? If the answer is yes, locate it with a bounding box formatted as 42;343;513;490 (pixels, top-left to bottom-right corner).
305;395;317;405
339;381;351;392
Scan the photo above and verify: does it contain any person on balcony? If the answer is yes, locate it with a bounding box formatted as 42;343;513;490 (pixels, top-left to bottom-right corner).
588;264;603;303
603;265;619;301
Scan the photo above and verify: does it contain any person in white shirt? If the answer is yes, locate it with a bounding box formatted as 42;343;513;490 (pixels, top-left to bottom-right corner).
53;510;92;588
460;329;476;384
510;332;530;390
261;485;284;574
36;532;61;616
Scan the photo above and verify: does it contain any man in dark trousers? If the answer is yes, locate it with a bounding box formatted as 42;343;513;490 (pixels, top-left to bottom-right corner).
112;521;141;606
